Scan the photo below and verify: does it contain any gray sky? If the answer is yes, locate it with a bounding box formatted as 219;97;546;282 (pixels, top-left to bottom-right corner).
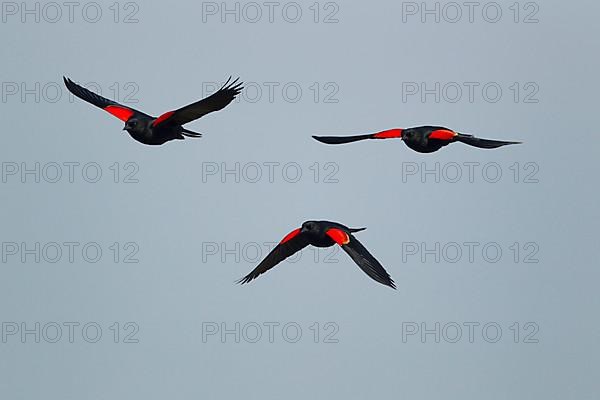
1;0;599;398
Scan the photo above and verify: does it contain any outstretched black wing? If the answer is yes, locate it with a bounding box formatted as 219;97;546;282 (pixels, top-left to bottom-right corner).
325;228;395;289
153;77;243;127
237;228;309;285
342;236;396;289
312;129;403;145
456;133;522;149
63;76;149;121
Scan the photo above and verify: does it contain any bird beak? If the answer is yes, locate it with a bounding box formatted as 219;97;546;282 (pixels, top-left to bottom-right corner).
122;126;127;131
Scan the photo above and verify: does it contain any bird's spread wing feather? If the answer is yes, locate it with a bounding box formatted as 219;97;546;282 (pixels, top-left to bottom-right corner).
63;77;149;121
455;134;522;149
325;228;396;289
153;77;243;127
237;228;309;284
312;129;403;145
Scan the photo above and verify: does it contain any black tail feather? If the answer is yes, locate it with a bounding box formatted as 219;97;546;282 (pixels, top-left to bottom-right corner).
181;128;202;138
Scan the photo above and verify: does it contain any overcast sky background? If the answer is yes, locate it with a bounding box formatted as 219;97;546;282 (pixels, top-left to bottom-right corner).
1;0;599;398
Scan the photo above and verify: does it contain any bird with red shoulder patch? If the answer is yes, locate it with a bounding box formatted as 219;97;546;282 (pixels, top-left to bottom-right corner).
313;126;521;153
64;76;243;146
237;220;396;289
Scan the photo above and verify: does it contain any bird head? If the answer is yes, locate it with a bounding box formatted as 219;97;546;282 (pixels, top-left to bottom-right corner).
123;118;141;133
300;221;319;234
401;128;415;141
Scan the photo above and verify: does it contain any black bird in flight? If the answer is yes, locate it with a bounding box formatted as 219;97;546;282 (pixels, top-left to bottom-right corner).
313;126;521;153
64;76;243;145
238;220;396;289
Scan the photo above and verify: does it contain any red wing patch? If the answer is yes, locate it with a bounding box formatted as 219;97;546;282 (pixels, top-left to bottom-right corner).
429;129;457;140
373;129;403;139
280;228;301;244
153;111;175;127
325;228;350;245
104;105;134;122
